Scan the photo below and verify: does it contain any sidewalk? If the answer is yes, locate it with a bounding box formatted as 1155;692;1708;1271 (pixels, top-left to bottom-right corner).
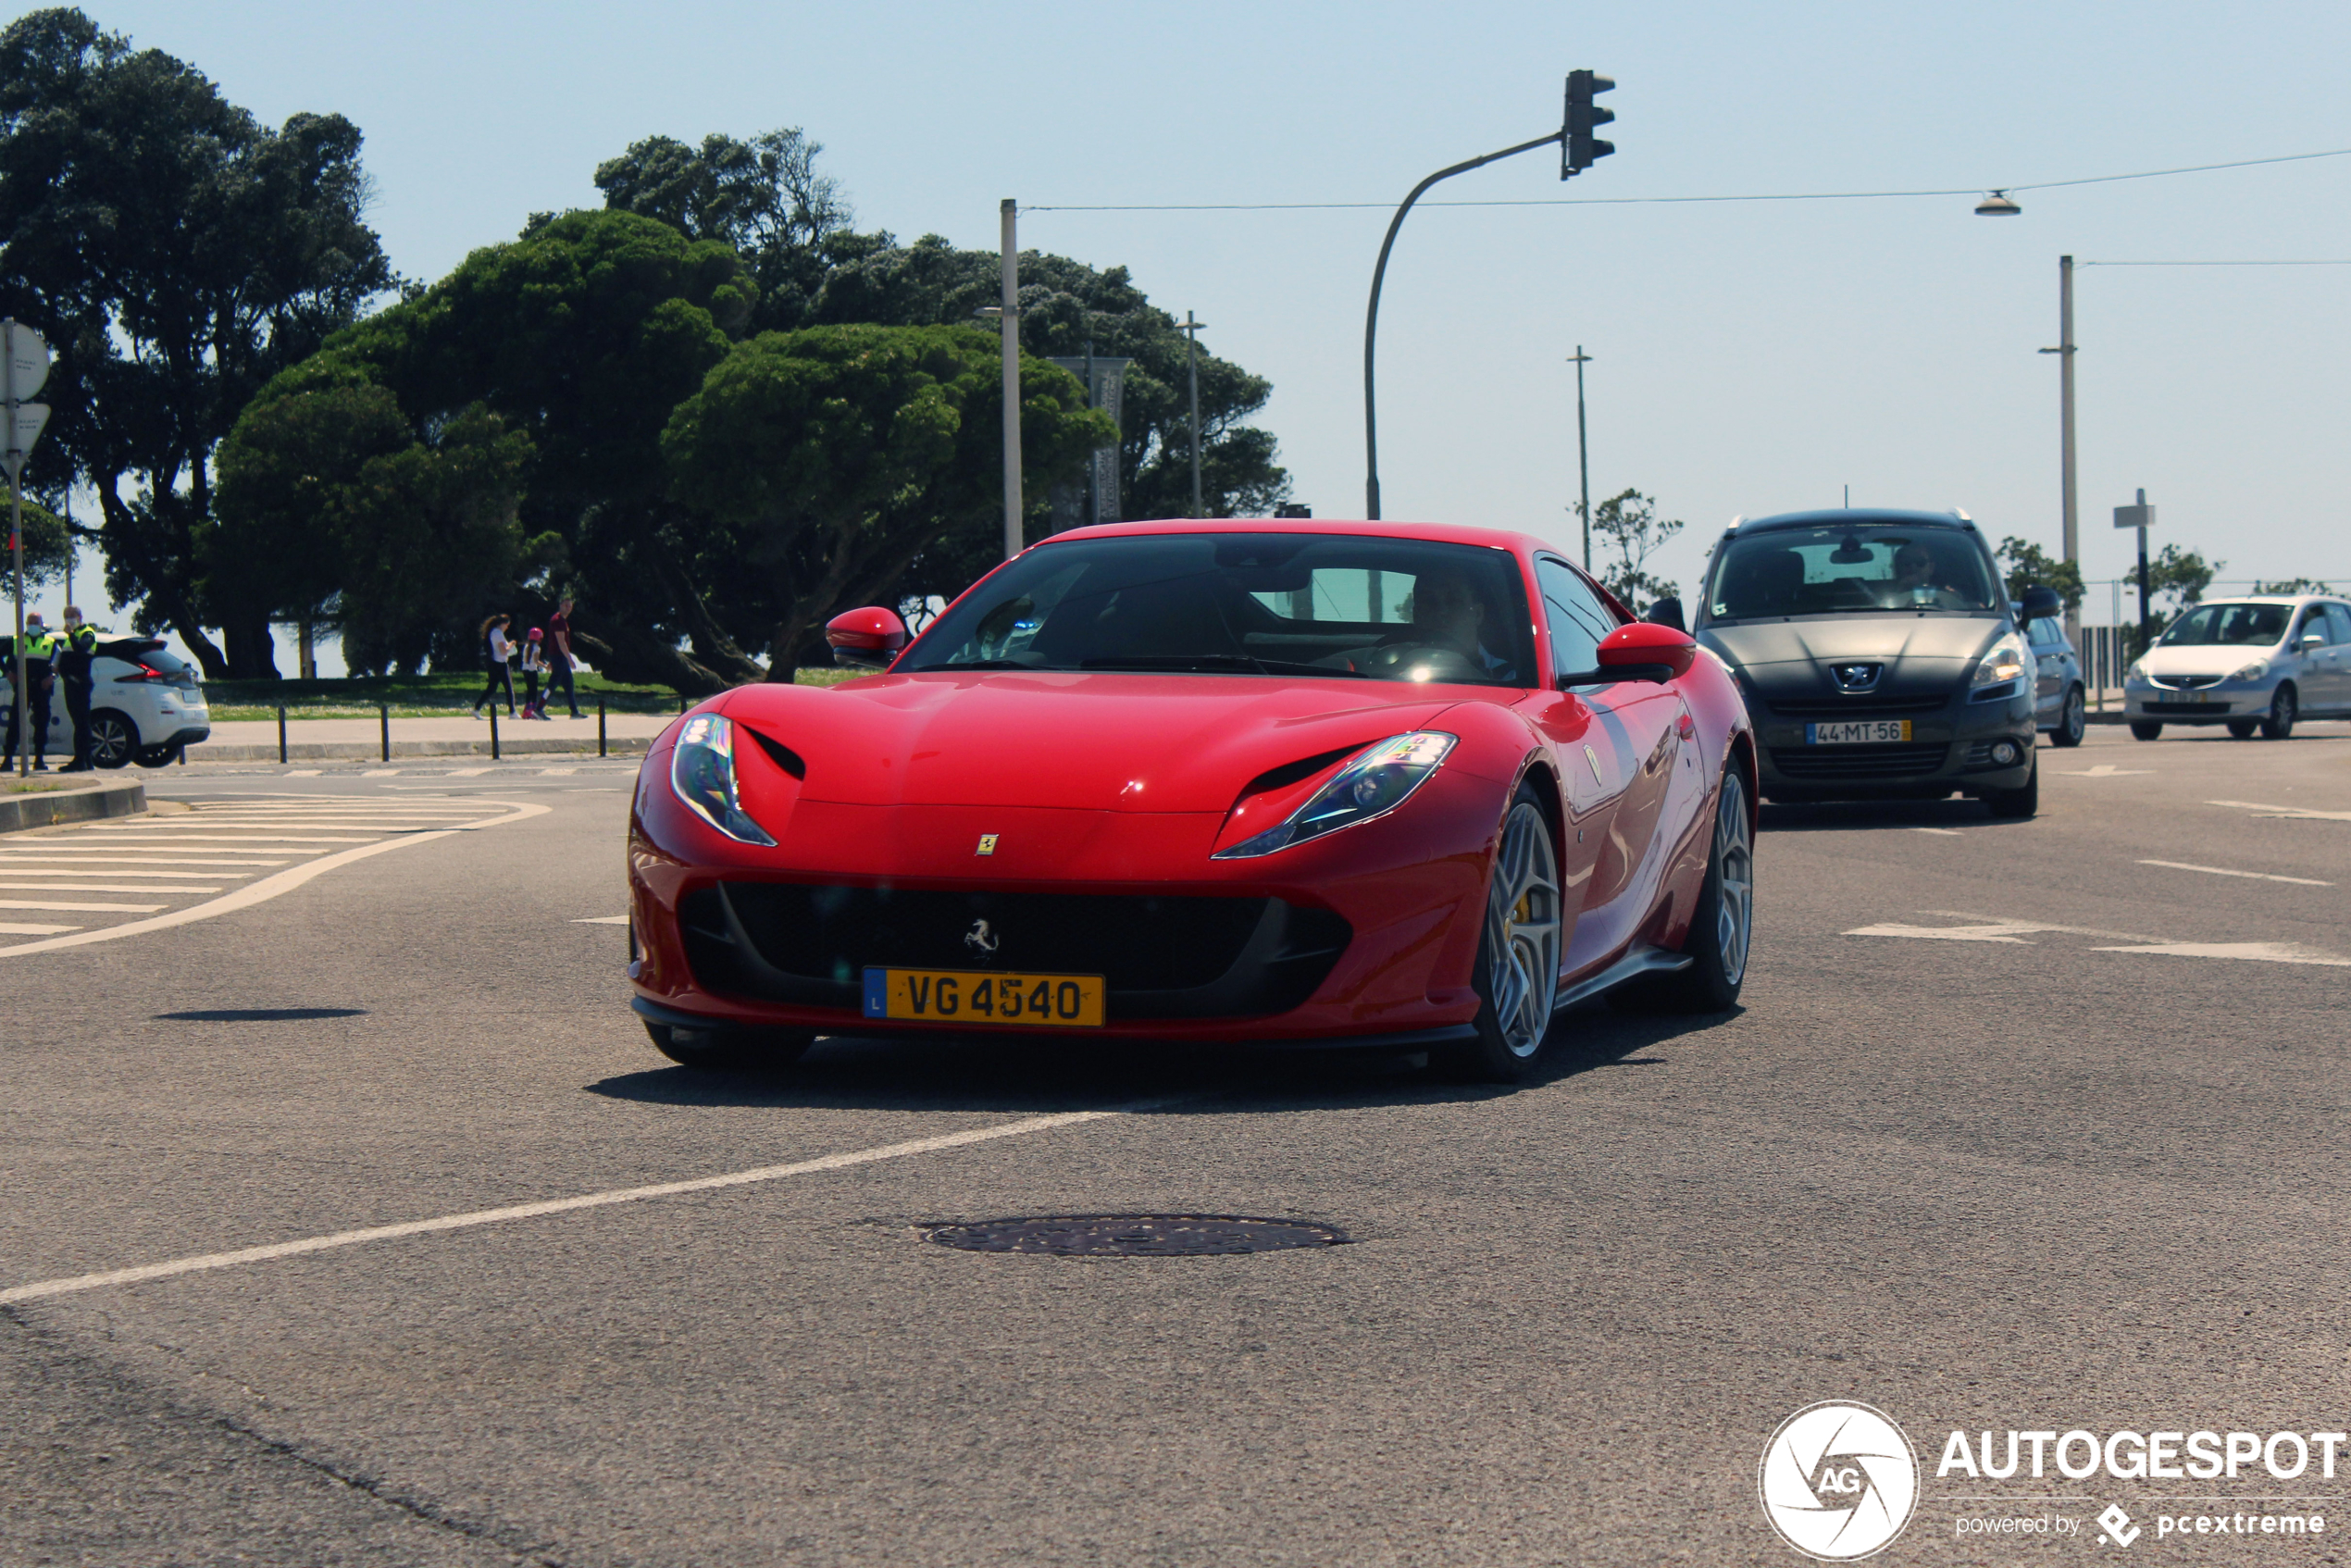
185;712;679;762
0;773;146;834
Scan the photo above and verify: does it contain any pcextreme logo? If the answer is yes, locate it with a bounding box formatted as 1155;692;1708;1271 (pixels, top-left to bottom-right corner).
1760;1401;1922;1561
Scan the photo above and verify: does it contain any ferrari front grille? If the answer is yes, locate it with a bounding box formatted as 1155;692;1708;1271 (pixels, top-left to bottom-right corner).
679;883;1351;1022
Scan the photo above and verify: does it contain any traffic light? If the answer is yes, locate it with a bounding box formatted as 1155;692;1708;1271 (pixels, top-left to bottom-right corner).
1563;70;1615;178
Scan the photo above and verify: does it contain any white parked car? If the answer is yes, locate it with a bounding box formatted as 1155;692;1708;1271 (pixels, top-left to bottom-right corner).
2123;595;2351;740
0;637;212;767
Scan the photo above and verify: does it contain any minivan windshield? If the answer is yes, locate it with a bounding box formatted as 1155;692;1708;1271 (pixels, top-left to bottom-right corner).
902;532;1536;688
1706;526;2000;618
2157;603;2289;647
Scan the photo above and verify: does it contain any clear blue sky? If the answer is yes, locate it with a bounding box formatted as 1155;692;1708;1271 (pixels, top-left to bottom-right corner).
56;0;2351;637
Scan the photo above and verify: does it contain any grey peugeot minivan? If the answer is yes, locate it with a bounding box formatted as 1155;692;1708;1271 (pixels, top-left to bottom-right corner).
1686;509;2043;817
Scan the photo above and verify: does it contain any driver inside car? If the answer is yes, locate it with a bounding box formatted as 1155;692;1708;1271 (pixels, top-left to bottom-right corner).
1321;568;1518;682
1882;540;1964;608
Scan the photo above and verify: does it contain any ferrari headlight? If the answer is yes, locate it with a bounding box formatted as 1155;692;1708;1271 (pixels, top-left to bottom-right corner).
2229;659;2269;682
1972;634;2027;687
669;714;775;846
1213;731;1456;860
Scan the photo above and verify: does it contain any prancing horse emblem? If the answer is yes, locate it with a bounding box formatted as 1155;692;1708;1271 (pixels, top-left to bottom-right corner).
964;919;1000;955
976;833;999;855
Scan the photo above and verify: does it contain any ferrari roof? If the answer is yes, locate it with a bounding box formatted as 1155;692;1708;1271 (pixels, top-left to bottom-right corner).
1039;516;1555;555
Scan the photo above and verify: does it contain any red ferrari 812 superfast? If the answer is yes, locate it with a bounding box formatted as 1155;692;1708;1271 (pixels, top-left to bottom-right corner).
627;519;1756;1081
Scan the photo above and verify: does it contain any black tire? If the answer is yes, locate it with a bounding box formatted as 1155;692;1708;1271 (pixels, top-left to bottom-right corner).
644;1019;815;1071
2050;685;2087;747
2259;684;2297;740
1437;785;1561;1084
1984;752;2039;818
86;709;138;768
2226;718;2259;740
2129;721;2163;741
132;744;180;768
1641;765;1755;1013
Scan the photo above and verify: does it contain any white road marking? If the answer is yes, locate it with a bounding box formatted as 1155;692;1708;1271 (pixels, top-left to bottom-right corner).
0;865;253;877
0;856;292;868
540;767;576;776
0;882;218;894
362;769;399;777
0;800;549;957
2137;859;2333;887
2091;941;2351;967
1844;921;2048;943
572;915;629;925
0;1103;1172;1306
2208;799;2351;822
284;769;321;777
0;898;167;912
2055;764;2150;777
445;767;491;777
0;921;77;934
1912;828;1965;837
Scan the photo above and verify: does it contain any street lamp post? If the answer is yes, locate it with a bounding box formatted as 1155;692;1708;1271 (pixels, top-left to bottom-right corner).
1567;345;1593;569
1180;312;1208;517
2039;255;2080;643
999;199;1022;559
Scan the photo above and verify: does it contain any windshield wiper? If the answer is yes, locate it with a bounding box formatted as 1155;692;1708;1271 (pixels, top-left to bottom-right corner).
1079;653;1366;678
914;657;1052;671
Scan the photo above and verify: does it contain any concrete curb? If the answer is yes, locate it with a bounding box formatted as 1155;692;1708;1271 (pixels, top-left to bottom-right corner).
184;736;654;762
0;776;147;835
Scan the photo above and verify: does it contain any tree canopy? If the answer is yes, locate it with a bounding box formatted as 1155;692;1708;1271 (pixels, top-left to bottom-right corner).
0;6;393;678
1996;536;2086;611
1582;489;1683;609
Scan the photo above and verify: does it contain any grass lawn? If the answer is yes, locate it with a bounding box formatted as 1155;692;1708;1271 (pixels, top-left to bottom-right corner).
203;667;856;721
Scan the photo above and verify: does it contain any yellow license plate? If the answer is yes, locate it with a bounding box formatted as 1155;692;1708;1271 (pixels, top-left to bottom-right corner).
861;967;1105;1027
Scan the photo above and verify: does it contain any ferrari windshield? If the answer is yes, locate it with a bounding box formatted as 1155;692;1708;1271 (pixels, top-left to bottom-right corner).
1706;526;2001;617
902;532;1536;687
2158;603;2290;647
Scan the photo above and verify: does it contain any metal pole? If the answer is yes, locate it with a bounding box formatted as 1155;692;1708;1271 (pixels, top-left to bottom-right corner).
379;703;390;762
598;695;607;758
1568;345;1593;569
1083;339;1095;525
1000;198;1023;559
2040;255;2081;647
2135;488;2152;654
6;318;23;777
1364;131;1564;519
489;702;499;762
1185;312;1205;517
277;705;287;765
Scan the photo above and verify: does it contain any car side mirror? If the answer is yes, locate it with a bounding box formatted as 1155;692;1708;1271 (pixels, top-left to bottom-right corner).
1558;622;1698;687
826;606;910;669
2300;632;2326;651
1643;596;1686;633
2019;585;2064;620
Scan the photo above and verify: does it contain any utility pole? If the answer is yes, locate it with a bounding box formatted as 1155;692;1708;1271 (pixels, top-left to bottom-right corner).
1180;312;1207;517
6;321;19;777
1567;346;1593;569
2039;255;2080;643
999;199;1022;560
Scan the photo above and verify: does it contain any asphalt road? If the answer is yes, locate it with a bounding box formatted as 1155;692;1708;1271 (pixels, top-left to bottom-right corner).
4;726;2346;1567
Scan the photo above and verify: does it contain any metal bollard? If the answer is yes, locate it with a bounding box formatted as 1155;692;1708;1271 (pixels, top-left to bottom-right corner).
598;696;606;758
379;703;390;761
678;691;686;716
277;705;287;765
489;703;500;762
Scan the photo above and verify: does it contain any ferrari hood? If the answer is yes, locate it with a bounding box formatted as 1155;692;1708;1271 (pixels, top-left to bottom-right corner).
1700;616;2007;671
720;672;1470;813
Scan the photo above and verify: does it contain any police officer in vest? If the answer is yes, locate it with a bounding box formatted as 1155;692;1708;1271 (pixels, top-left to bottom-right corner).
6;610;57;770
56;606;100;772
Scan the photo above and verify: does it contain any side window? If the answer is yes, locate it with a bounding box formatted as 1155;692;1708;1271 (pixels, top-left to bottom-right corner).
1536;557;1616;678
2325;604;2351;644
2296;606;2334;646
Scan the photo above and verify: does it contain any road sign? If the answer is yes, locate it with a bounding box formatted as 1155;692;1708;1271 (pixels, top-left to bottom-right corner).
1;404;48;478
2114;500;2155;529
2;322;49;404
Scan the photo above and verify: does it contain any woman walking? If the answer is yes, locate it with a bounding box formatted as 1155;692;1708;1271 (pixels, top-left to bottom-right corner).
473;613;516;716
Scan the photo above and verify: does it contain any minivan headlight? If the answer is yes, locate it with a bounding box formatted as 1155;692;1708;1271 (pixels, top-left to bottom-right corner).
2228;659;2269;682
1213;731;1456;859
1972;634;2027;687
669;714;775;845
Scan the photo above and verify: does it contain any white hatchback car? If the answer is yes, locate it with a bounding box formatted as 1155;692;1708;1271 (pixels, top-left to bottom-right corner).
1;637;212;767
2123;595;2351;740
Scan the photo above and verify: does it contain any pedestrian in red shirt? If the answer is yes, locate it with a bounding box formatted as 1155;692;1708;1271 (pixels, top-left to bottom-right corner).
545;597;583;718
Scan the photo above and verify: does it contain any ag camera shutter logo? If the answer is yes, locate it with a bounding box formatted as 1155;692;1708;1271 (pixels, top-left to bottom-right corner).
1759;1400;1920;1560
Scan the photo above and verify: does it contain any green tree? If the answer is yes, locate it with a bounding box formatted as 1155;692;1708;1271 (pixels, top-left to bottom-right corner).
591;129;849;332
0;8;393;678
227;209;762;689
662;323;1112;678
4;496;70;584
1995;536;2085;610
1579;489;1683;609
2129;543;2222;652
2254;576;2334;594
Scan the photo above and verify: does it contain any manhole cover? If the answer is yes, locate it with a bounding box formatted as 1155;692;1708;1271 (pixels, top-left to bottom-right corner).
926;1214;1348;1257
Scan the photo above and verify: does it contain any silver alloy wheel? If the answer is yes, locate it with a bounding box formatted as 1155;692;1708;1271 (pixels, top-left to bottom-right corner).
1485;800;1561;1058
2062;686;2086;743
1712;771;1755;987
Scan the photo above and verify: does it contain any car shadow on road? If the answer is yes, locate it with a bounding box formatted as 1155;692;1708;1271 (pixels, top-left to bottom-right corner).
583;1000;1735;1116
1758;798;2032;833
